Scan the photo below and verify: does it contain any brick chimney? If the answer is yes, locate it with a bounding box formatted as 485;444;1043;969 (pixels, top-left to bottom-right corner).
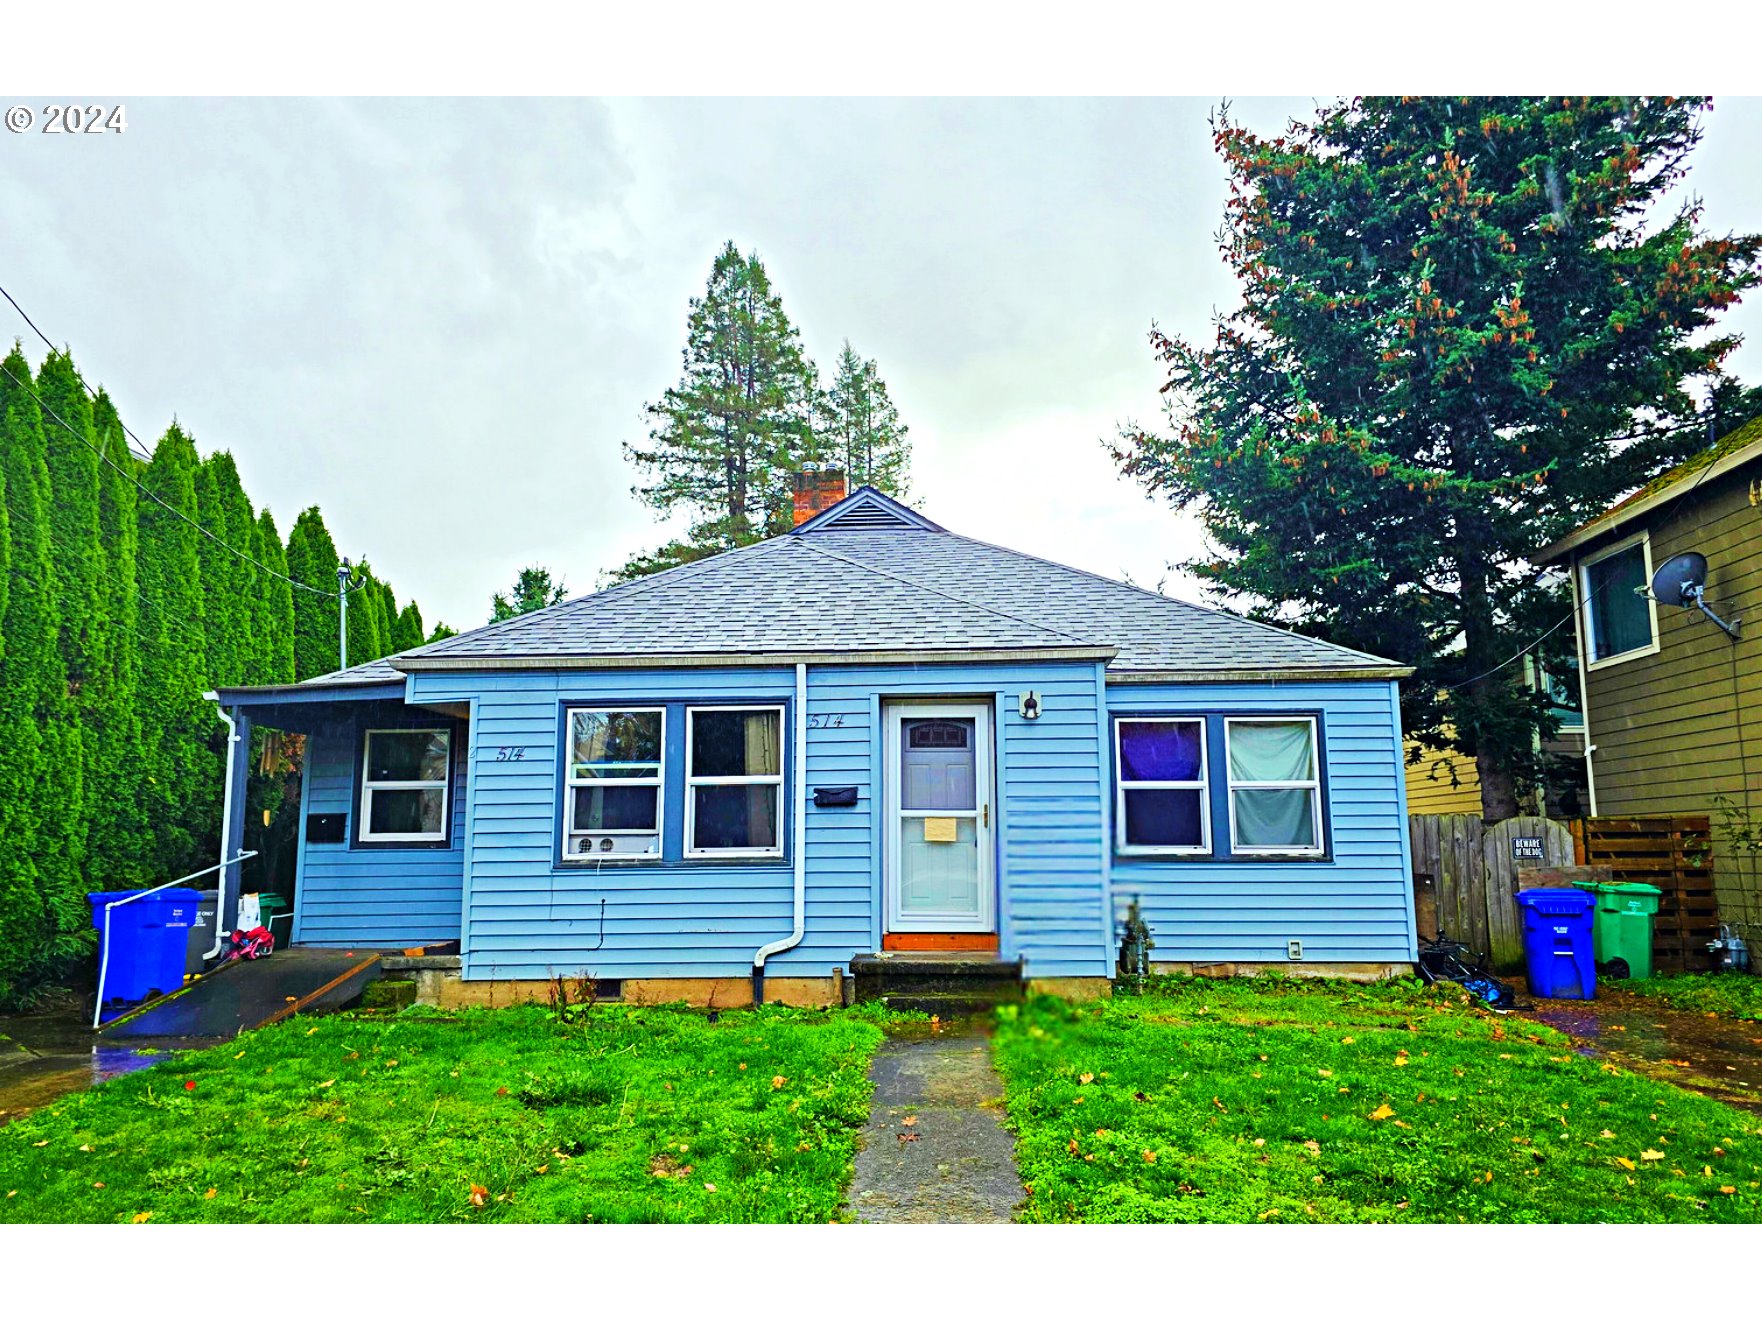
792;464;848;526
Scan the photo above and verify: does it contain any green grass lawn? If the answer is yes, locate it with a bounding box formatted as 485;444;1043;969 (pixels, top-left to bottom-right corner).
994;977;1762;1224
1618;973;1762;1022
0;1003;885;1224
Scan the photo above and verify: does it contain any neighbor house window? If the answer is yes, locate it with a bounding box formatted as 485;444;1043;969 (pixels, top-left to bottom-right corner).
1114;718;1209;854
686;706;784;857
359;729;451;844
564;708;664;859
1225;717;1323;855
1581;535;1657;664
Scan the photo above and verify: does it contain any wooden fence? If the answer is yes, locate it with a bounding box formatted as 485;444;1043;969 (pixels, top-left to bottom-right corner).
1569;815;1719;974
1408;815;1573;971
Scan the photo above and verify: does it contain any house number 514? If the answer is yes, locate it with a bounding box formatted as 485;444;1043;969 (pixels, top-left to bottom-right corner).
492;747;526;761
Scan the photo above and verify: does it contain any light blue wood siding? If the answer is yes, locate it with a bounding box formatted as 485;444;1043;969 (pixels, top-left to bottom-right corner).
290;703;466;948
1107;679;1416;965
408;660;1113;981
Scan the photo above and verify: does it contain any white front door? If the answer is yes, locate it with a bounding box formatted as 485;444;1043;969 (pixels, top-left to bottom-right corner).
884;701;996;933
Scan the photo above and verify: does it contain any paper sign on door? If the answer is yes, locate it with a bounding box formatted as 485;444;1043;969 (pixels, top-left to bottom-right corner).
923;817;958;843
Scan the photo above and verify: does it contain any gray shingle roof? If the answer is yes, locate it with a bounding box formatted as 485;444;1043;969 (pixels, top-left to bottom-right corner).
365;488;1399;678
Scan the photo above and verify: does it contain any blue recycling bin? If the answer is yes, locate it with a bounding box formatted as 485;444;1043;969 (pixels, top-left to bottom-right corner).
1515;888;1597;1000
88;888;201;1003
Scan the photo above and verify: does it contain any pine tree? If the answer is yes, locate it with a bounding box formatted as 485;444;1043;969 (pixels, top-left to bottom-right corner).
1111;97;1761;819
391;601;426;653
426;620;458;643
87;389;150;891
619;242;821;578
819;340;912;497
137;422;213;874
490;565;568;622
285;507;341;680
252;509;296;684
0;346;83;980
345;558;390;665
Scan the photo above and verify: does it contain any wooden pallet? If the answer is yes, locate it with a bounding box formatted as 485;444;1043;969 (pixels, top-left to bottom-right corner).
1570;815;1719;973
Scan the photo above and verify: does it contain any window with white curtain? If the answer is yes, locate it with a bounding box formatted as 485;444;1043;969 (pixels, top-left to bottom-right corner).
359;729;451;843
1225;717;1322;855
686;706;784;857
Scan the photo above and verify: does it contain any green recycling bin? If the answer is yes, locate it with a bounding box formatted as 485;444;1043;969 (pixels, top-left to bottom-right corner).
1572;880;1662;980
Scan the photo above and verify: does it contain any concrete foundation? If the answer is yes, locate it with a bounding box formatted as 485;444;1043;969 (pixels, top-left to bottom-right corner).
1025;977;1113;1000
374;958;843;1011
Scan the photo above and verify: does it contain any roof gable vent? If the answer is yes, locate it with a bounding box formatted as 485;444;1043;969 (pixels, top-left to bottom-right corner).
791;486;944;535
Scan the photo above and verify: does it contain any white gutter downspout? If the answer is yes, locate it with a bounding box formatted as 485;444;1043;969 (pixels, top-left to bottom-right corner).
1566;562;1599;817
204;694;242;961
752;663;809;1003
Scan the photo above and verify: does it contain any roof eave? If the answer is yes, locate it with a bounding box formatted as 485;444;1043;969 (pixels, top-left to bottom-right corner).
211;679;408;705
1538;434;1762;565
393;645;1119;672
1107;665;1414;683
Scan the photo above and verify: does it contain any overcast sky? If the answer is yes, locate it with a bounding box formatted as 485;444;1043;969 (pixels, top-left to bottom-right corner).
7;96;1762;631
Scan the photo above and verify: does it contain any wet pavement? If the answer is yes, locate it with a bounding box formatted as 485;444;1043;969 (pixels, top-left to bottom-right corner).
845;1024;1024;1223
0;1004;208;1125
1516;986;1762;1111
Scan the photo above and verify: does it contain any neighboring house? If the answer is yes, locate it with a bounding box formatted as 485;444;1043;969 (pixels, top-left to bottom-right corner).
1403;661;1587;819
1538;418;1762;917
210;478;1418;1005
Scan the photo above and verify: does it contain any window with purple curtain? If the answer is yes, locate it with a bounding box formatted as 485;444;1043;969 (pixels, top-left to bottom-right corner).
1115;718;1209;853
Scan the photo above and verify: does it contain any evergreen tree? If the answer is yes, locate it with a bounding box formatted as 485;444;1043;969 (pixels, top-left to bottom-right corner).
251;509;296;684
195;452;257;688
490;565;568;621
425;620;458;643
0;346;84;979
285;507;341;680
819;340;912;497
88;389;149;891
137;422;213;874
391;600;426;653
619;242;821;578
1111;97;1760;819
344;557;390;667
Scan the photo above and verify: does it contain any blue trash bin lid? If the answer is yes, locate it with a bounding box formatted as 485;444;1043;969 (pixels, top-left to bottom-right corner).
1514;887;1596;914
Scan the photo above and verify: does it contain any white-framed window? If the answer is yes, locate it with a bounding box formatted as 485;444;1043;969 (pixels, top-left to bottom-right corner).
685;705;785;858
563;707;665;860
1225;717;1323;856
359;728;451;844
1114;717;1210;855
1580;531;1659;667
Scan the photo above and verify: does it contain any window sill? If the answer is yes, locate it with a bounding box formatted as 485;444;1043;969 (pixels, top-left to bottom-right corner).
1585;640;1660;672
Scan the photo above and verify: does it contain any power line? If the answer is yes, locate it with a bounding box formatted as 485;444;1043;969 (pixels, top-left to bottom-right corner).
0;282;156;463
1;359;355;599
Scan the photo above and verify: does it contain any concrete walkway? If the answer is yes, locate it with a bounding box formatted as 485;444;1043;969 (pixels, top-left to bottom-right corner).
846;1028;1024;1223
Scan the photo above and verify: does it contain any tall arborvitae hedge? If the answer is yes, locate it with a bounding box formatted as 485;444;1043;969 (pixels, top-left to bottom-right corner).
0;348;430;1004
286;506;342;681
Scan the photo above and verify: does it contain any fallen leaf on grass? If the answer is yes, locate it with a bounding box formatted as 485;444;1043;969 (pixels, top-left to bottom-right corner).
1303;1140;1321;1155
306;1027;319;1036
1340;1037;1354;1045
469;1184;488;1207
1393;1051;1409;1067
1317;1068;1333;1078
1368;1103;1395;1122
1143;1150;1157;1163
704;1183;717;1192
772;1075;787;1090
204;1189;217;1199
1252;1137;1266;1147
31;1141;47;1148
534;1165;548;1175
184;1081;197;1092
1079;1072;1094;1085
78;1144;93;1153
1641;1149;1665;1162
1601;1130;1617;1139
318;1079;335;1089
1259;1208;1280;1219
92;1182;104;1189
1067;1139;1080;1154
132;1212;152;1223
495;1086;508;1097
1720;1186;1736;1195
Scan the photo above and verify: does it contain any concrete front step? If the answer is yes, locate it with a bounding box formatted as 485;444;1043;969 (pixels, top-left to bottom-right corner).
851;954;1025;1007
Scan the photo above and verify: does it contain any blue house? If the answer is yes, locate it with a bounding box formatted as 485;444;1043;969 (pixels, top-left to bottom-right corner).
213;481;1417;1006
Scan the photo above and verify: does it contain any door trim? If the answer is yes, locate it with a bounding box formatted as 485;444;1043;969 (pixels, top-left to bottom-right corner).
882;699;996;934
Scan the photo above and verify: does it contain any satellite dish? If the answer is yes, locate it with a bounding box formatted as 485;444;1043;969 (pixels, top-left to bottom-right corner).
1650;551;1708;607
1648;549;1740;639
